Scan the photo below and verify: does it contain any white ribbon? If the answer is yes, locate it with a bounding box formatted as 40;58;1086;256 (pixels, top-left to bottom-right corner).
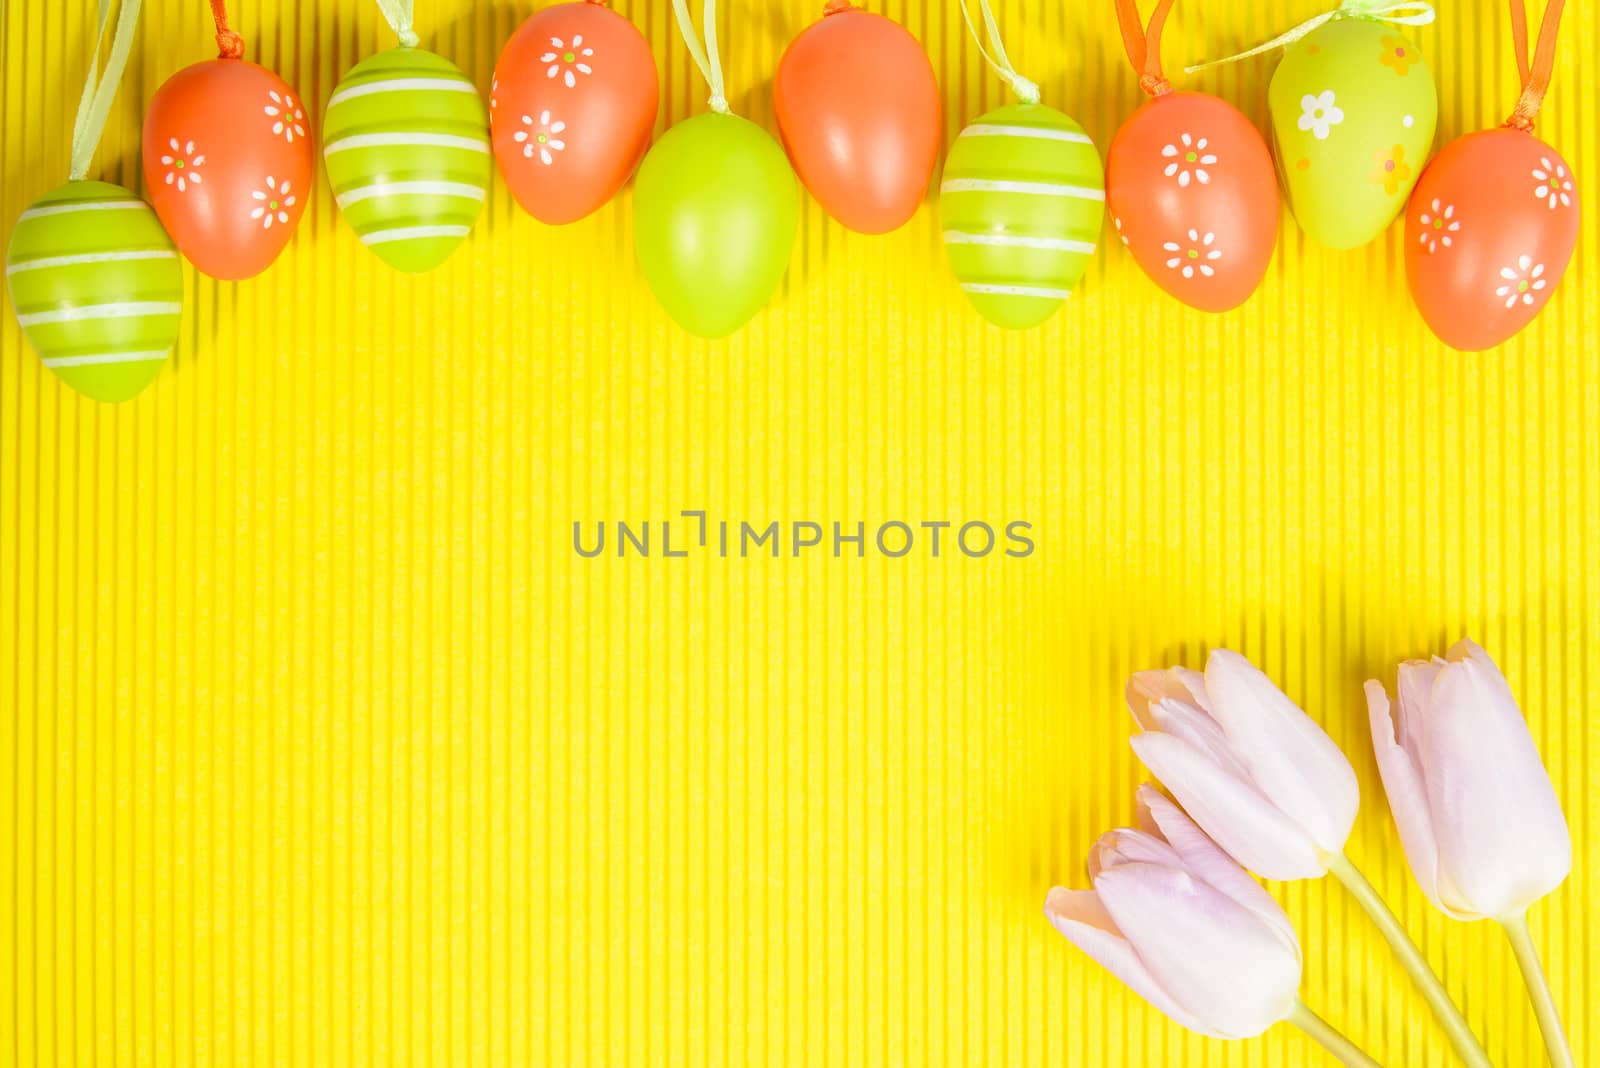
374;0;420;48
69;0;144;181
1186;0;1435;74
669;0;730;114
955;0;1040;105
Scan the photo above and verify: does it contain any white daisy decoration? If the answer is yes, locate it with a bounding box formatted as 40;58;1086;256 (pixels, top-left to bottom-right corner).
540;35;594;88
1163;229;1222;279
513;111;567;165
1417;198;1461;254
249;176;296;229
1496;255;1547;309
160;137;205;192
1161;133;1217;187
1532;158;1573;210
264;90;307;144
1297;91;1344;141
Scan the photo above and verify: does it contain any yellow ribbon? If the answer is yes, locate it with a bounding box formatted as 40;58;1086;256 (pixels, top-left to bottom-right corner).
69;0;144;181
1185;0;1434;74
955;0;1040;104
669;0;730;114
373;0;420;47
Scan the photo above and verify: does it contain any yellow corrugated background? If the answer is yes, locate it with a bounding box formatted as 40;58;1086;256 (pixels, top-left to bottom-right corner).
1;0;1596;1064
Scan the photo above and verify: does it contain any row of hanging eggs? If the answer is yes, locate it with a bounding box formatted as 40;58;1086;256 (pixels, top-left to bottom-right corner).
9;0;942;383
139;1;654;278
9;2;1582;405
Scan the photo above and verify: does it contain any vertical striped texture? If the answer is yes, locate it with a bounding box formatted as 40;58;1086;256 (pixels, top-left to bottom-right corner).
1;1;1597;1065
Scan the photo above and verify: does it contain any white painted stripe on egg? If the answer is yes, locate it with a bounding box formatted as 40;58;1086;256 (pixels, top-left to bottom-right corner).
324;133;490;155
360;225;472;246
941;178;1106;201
961;124;1095;145
18;200;146;221
327;77;478;107
943;231;1098;255
41;349;170;368
17;301;182;326
336;181;487;208
6;249;178;275
961;283;1073;300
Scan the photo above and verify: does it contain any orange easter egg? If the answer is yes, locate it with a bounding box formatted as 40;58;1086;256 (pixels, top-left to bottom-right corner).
774;0;940;234
1106;91;1278;312
142;58;314;280
491;0;659;225
1405;128;1579;351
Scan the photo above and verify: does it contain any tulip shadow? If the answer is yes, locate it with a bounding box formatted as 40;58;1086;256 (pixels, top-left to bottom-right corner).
983;568;1219;913
434;2;524;88
984;561;1474;915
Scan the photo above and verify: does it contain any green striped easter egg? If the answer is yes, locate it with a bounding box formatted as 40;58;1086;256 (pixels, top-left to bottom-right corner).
6;181;182;403
324;47;491;273
941;104;1105;329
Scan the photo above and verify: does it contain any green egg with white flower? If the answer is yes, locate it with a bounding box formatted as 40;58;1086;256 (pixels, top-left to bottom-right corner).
6;180;183;403
1268;17;1436;249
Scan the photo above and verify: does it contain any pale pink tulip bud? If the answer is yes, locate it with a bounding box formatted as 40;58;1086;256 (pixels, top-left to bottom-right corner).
1125;650;1360;880
1044;786;1302;1039
1365;639;1571;920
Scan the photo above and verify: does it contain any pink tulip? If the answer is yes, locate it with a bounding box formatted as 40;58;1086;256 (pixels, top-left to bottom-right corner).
1044;785;1302;1039
1365;638;1571;920
1127;649;1496;1067
1367;639;1575;1068
1125;650;1360;880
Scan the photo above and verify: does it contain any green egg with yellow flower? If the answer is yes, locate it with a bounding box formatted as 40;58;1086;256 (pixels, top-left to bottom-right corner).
1268;17;1436;249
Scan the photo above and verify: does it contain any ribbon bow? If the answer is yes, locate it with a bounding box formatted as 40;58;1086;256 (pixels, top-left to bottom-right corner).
955;0;1040;105
669;0;730;113
1504;0;1567;131
1114;0;1179;97
374;0;420;48
1186;0;1434;74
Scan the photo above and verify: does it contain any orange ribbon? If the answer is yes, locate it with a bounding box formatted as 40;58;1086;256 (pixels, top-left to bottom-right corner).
1114;0;1179;96
209;0;245;59
1504;0;1565;131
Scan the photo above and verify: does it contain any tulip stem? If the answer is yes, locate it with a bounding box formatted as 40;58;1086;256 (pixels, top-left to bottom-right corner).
1500;912;1574;1068
1288;998;1383;1068
1325;853;1495;1068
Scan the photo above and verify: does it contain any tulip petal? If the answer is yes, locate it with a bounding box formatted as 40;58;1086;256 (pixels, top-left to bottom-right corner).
1130;732;1326;879
1136;785;1299;952
1202;650;1360;855
1365;681;1471;918
1395;658;1441;759
1044;887;1217;1036
1423;643;1571;917
1090;826;1184;878
1128;667;1213;718
1127;674;1251;782
1094;864;1301;1039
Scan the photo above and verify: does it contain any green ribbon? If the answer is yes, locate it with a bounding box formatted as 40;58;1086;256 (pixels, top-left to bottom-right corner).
668;0;729;114
1185;0;1435;74
955;0;1040;104
374;0;420;47
68;0;144;181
